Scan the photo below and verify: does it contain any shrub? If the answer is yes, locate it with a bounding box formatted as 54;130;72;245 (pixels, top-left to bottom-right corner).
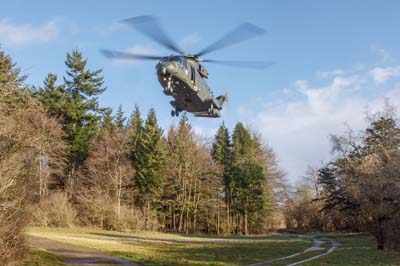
32;192;77;228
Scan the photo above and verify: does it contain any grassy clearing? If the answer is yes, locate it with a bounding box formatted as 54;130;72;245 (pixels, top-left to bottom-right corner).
18;247;65;266
27;227;311;266
303;234;400;266
26;227;400;266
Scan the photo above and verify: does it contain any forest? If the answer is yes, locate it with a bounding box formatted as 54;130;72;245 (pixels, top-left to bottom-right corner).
1;48;400;265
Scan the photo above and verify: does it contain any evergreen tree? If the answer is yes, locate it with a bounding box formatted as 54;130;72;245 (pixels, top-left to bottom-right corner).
130;108;164;229
101;108;115;132
36;49;106;186
34;74;66;117
230;122;269;234
364;116;400;155
128;105;143;151
0;47;26;86
63;49;107;185
232;122;255;161
212;122;232;167
212;122;233;230
115;105;126;129
134;108;164;195
231;159;266;235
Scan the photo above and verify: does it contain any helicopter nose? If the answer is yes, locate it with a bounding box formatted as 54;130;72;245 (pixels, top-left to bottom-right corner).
158;61;178;76
157;62;168;75
161;65;167;75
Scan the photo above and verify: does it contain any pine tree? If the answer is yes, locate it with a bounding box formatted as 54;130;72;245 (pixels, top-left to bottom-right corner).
34;74;66;117
134;108;164;195
212;122;233;231
232;122;255;161
101;108;115;132
128;105;143;152
212;122;232;166
63;49;106;185
115;105;126;129
231;159;265;235
0;47;26;86
230;122;268;234
36;50;106;187
130;108;164;229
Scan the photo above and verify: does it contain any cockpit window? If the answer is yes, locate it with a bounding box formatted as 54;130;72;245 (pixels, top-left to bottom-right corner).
170;56;181;62
170;56;187;69
181;58;187;69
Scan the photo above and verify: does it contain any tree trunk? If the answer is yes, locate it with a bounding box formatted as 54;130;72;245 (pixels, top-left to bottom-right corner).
147;201;151;230
376;220;386;250
244;211;248;236
217;200;220;235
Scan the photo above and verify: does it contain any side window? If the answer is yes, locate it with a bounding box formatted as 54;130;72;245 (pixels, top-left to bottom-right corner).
182;59;187;69
190;66;195;85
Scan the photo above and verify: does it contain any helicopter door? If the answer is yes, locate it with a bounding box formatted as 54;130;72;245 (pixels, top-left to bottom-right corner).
190;66;195;85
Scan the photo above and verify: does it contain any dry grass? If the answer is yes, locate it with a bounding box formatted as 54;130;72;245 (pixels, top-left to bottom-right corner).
27;227;311;266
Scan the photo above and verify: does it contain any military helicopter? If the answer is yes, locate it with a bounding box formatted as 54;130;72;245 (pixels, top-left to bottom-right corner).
101;15;273;118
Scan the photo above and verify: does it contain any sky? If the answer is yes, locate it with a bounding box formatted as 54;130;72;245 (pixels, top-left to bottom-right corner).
1;0;400;182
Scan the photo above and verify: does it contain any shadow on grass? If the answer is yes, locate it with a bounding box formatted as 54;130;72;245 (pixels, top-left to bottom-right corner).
109;240;312;266
90;232;298;245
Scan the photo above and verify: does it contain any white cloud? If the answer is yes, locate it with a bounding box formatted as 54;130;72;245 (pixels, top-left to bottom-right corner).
240;68;400;182
293;80;308;91
317;69;345;78
0;19;59;47
371;46;392;63
370;66;400;84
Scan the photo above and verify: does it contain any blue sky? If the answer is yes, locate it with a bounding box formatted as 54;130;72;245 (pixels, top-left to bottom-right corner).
2;0;400;182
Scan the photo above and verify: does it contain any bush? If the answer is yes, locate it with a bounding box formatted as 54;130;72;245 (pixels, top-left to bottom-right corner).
0;200;28;266
32;192;77;227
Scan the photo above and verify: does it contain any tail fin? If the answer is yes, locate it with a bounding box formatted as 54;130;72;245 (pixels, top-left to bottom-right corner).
216;93;228;106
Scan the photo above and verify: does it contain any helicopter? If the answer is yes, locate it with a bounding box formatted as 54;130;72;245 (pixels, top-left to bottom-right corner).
101;15;274;118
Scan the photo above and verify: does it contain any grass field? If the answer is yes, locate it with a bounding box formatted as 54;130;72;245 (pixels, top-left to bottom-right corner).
26;227;400;266
18;247;65;266
303;234;400;266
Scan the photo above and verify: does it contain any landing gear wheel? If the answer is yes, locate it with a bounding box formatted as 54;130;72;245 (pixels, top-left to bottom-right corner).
208;105;214;117
171;109;180;117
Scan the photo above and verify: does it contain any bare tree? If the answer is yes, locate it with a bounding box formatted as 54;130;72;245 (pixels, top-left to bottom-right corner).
0;84;64;264
76;126;135;229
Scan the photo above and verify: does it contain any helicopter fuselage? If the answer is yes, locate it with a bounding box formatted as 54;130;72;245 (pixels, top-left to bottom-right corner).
156;55;225;117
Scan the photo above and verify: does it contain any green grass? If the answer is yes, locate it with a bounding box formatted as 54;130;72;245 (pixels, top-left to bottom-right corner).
26;227;400;266
302;234;400;266
27;227;312;266
18;247;65;266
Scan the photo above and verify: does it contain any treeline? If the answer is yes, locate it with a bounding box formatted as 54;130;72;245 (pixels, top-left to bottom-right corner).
0;48;286;264
283;105;400;251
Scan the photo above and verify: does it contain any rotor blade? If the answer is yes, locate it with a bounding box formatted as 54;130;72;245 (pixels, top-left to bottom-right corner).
100;49;163;61
120;15;184;54
203;59;275;69
195;22;267;57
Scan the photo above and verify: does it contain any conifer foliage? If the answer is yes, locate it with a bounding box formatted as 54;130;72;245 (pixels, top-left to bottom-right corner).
36;49;107;187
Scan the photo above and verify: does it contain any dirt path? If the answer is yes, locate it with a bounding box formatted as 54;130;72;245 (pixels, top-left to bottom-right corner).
246;235;340;266
29;236;136;266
